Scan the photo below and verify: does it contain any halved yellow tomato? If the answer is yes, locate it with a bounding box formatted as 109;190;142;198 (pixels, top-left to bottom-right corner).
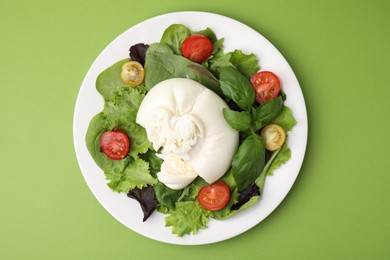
120;61;144;86
260;124;286;151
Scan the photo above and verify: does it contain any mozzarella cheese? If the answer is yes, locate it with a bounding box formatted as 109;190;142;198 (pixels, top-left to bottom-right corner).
136;78;239;189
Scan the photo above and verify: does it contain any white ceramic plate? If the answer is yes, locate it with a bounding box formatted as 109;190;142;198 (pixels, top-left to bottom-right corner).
73;11;307;245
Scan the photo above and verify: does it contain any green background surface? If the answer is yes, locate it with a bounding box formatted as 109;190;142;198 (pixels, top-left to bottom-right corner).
1;0;389;259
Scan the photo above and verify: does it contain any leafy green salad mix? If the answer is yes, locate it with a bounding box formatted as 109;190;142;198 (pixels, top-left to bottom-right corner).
86;24;296;236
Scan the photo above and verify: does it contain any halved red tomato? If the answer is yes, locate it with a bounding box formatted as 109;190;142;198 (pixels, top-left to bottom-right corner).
100;130;130;160
197;182;230;211
250;71;281;104
181;34;213;63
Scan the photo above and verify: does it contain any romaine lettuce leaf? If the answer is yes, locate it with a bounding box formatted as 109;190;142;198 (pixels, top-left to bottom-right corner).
265;144;292;176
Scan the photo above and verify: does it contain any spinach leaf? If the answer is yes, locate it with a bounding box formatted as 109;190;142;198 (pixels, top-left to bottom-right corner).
144;52;221;95
219;66;255;111
192;27;217;42
231;132;265;191
222;108;251;131
96;59;129;101
160;24;191;55
229;50;260;79
146;42;174;55
85;112;110;169
251;96;283;131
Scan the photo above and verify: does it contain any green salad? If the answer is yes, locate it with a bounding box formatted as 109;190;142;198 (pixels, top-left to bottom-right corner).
86;24;296;236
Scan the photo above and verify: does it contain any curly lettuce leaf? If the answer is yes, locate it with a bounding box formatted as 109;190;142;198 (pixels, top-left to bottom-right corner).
85;86;155;193
165;201;209;237
106;157;156;193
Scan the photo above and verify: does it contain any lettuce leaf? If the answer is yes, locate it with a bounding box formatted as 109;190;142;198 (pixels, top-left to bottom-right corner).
107;157;156;192
228;49;260;79
154;182;183;213
272;106;297;132
265;144;292;176
85;83;155;193
165;201;209;237
103;86;151;158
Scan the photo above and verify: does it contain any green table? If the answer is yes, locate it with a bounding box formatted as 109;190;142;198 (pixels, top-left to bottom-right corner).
1;0;389;259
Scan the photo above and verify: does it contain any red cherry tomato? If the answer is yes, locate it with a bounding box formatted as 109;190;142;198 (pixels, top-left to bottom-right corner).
100;130;130;160
197;182;230;211
250;71;281;104
181;34;213;63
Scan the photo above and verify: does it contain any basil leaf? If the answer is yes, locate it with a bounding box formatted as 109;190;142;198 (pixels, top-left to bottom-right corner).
160;24;191;55
219;66;255;111
229;49;260;79
251;97;283;131
231;132;265;191
222;108;251;131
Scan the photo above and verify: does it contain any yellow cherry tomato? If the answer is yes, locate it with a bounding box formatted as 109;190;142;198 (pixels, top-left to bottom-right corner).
120;61;144;86
260;124;286;151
